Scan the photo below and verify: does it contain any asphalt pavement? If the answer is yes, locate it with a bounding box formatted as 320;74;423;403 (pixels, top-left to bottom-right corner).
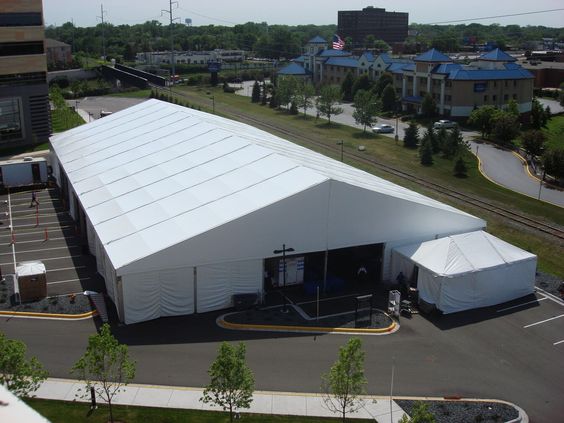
1;292;563;421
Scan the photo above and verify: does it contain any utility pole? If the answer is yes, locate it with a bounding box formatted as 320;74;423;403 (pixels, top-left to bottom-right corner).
97;4;107;61
162;0;179;88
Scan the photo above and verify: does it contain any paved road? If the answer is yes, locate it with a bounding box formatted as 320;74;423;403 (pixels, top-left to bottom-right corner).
66;96;146;121
470;142;564;207
538;97;564;115
1;292;563;422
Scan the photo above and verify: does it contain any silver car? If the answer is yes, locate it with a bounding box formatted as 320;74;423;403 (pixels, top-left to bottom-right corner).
433;120;457;129
372;124;395;134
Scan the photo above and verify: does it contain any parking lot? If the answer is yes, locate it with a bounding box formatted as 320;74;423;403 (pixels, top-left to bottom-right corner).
0;187;104;297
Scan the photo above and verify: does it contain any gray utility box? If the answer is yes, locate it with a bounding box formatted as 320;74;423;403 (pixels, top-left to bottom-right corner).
0;157;48;188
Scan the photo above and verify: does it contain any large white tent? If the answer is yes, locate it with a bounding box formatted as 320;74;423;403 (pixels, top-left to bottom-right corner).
391;231;536;314
50;99;487;324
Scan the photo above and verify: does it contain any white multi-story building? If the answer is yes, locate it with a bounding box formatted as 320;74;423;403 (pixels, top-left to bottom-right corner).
135;49;245;65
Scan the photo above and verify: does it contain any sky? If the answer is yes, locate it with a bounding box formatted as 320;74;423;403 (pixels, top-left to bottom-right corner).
42;0;564;28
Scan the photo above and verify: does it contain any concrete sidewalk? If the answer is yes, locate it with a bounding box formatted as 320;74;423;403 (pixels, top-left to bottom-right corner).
34;378;407;421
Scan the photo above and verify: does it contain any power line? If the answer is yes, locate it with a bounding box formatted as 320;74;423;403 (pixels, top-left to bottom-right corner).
96;3;108;60
177;6;239;26
423;8;564;25
162;1;180;83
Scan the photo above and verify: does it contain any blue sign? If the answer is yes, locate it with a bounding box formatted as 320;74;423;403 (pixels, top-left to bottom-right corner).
208;61;222;73
474;82;487;92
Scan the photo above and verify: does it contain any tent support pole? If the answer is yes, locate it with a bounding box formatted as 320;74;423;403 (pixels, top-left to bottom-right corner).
323;249;329;294
193;267;198;314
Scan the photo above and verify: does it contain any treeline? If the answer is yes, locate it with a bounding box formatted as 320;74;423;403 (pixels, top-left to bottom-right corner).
45;21;335;61
46;20;563;64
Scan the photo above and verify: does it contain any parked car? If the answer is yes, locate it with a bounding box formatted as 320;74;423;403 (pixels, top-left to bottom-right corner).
433;120;457;129
372;124;395;134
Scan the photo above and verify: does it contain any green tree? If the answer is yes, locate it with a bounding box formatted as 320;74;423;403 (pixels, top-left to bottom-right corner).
277;77;298;109
454;157;468;177
542;149;564;180
422;127;440;153
363;34;376;49
251;80;261;103
351;74;373;99
559;82;564;107
530;98;548;129
521;130;546;159
468;105;497;139
201;342;255;423
420;137;434;166
352;89;379;133
269;88;279;108
436;127;448;153
381;84;397;112
321;338;367;422
373;72;394;97
506;99;519;118
316;85;343;125
295;80;315;117
443;126;469;158
403;122;419;149
0;333;48;397
341;72;355;102
373;39;391;52
421;93;437;118
72;324;136;423
493;112;520;147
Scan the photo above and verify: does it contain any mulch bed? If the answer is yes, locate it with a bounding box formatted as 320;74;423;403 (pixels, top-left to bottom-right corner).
0;277;93;315
396;399;519;423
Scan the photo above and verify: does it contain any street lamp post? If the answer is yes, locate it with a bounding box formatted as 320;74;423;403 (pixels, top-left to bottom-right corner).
210;95;215;114
394;114;399;144
336;140;344;162
273;244;295;313
538;170;546;201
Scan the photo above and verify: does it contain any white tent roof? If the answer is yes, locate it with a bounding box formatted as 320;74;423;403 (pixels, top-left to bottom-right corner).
16;261;46;277
393;231;536;276
50;99;483;272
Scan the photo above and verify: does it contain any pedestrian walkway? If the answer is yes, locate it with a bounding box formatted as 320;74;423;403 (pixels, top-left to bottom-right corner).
34;378;407;421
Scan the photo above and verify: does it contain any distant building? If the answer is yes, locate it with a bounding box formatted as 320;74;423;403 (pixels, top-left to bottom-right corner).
0;0;51;148
280;38;534;118
136;49;245;65
46;38;72;68
337;6;409;47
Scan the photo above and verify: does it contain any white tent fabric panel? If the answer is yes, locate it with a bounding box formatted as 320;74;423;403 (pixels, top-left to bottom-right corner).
122;267;194;324
158;267;194;318
122;271;161;324
197;259;262;313
86;217;96;255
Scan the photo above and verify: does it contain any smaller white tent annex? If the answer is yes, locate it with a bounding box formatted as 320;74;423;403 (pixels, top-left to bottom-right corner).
391;231;536;314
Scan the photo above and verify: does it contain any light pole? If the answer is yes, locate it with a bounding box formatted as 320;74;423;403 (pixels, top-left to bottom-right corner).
394;114;399;144
537;170;546;201
336;140;344;162
210;95;215;114
273;244;295;313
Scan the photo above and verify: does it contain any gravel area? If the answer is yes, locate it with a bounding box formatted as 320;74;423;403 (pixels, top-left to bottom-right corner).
536;271;564;298
224;304;393;329
0;277;93;314
396;400;519;423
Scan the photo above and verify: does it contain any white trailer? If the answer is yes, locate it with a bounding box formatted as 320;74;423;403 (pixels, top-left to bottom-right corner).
0;157;48;188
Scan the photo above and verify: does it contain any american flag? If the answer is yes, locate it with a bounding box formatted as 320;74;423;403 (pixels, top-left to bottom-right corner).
332;34;345;50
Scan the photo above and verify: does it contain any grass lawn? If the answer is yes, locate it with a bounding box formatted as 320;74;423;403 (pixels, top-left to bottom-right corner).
51;107;85;133
108;89;152;99
544;115;564;151
26;399;364;423
152;85;564;277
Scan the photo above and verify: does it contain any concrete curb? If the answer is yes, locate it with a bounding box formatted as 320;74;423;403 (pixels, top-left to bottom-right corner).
393;396;528;423
217;315;398;335
0;309;96;320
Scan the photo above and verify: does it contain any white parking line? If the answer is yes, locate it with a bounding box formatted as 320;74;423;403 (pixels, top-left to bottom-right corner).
5;236;69;245
0;245;80;256
497;297;548;313
47;277;91;286
48;266;86;272
0;226;73;238
554;340;564;346
523;314;564;328
0;255;82;266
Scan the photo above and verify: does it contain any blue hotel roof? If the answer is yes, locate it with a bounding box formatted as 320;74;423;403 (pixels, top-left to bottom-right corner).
447;67;534;80
292;55;305;63
479;48;517;62
278;63;310;75
414;48;451;62
325;57;359;67
308;36;327;44
318;49;352;57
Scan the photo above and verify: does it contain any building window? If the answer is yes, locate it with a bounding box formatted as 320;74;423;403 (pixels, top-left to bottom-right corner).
493;95;497;102
446;95;451;101
0;41;44;56
446;81;452;87
504;94;509;101
504;81;508;87
494;81;497;87
0;98;23;141
336;77;341;83
513;94;517;100
513;80;517;87
0;12;42;27
484;95;488;102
